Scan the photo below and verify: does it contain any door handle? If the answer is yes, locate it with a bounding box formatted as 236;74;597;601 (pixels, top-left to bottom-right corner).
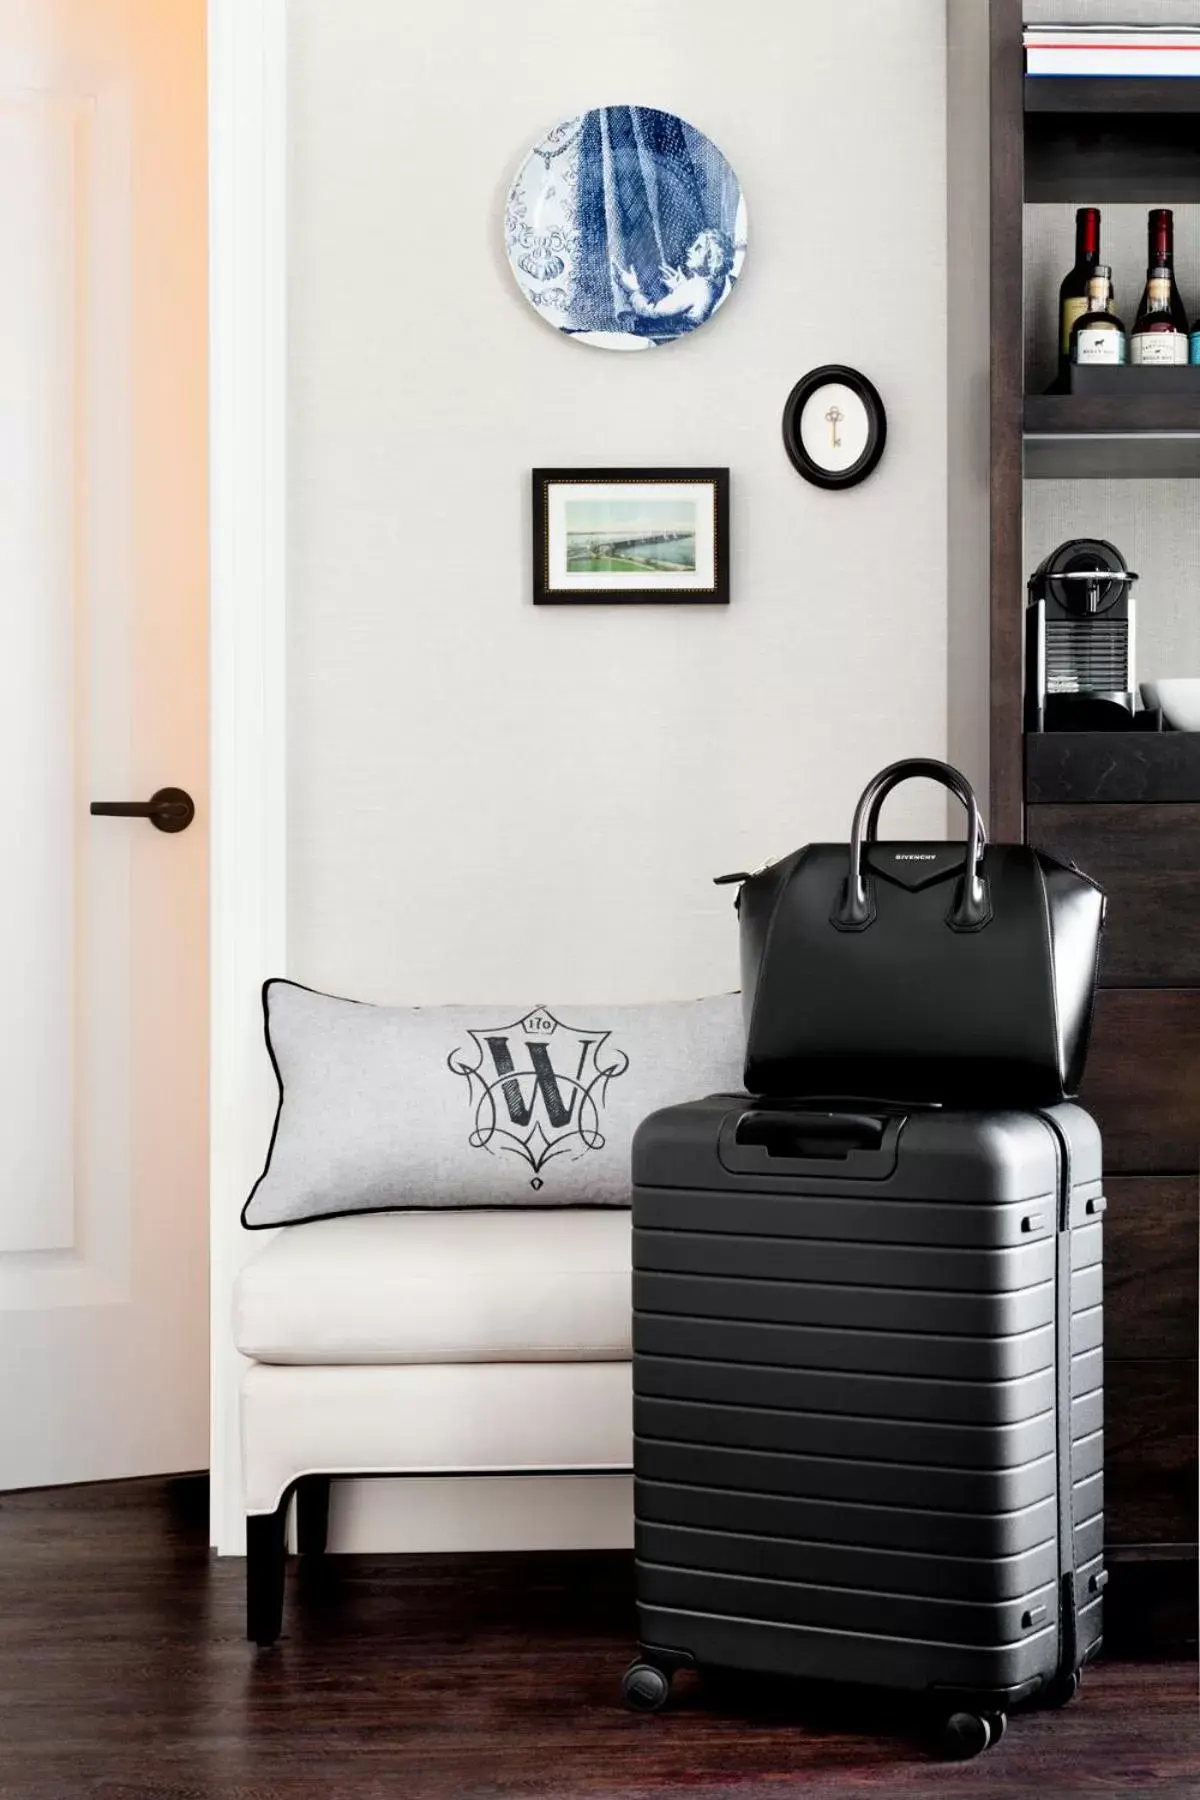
90;786;195;833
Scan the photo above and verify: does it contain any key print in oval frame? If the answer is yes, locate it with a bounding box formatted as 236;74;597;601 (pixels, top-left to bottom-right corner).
782;367;888;490
505;106;747;351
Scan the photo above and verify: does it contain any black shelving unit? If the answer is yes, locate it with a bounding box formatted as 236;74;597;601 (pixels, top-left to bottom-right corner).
1025;75;1200;202
990;0;1199;1658
1025;75;1200;115
1027;732;1200;804
1023;76;1200;474
1024;396;1200;478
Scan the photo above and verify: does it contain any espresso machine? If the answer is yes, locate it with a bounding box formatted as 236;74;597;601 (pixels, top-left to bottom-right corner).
1025;537;1143;731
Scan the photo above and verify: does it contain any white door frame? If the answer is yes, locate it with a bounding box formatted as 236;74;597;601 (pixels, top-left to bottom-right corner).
208;0;288;1553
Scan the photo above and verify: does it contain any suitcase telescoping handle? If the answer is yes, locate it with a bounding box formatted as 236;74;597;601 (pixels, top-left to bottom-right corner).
833;758;992;934
718;1106;903;1180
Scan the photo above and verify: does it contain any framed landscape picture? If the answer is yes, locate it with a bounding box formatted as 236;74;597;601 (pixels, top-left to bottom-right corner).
532;468;730;605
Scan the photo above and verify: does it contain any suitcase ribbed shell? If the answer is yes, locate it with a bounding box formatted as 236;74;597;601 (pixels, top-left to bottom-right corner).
631;1099;1104;1703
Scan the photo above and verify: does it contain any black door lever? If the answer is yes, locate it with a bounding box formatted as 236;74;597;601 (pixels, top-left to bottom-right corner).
90;787;195;833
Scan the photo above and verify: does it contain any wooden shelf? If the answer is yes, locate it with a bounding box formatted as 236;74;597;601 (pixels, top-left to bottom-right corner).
1027;396;1200;433
1023;397;1200;478
1025;91;1200;201
1025;77;1200;116
1027;733;1200;804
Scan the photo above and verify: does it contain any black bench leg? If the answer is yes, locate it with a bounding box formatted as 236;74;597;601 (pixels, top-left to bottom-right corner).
296;1476;331;1556
247;1491;290;1647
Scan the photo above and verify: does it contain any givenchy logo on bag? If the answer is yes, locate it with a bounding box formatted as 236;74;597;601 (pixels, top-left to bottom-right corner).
869;844;969;891
448;1009;629;1189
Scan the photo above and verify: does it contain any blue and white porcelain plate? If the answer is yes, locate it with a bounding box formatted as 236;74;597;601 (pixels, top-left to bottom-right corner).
505;106;747;351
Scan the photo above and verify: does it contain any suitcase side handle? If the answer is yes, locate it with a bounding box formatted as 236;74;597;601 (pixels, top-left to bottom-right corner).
718;1107;903;1180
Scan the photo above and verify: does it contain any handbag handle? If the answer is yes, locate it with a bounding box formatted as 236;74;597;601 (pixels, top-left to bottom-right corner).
832;758;992;933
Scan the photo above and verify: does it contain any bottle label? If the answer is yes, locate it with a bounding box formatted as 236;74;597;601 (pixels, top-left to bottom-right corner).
1148;277;1171;306
1074;329;1127;366
1061;296;1089;354
1191;331;1200;367
1131;331;1183;365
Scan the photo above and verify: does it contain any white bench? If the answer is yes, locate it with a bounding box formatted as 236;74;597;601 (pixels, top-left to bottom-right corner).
234;1207;634;1645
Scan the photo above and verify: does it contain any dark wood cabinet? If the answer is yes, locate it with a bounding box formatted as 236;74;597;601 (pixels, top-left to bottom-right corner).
1080;992;1200;1174
988;0;1199;1651
1105;1361;1199;1547
1027;806;1200;988
1105;1178;1199;1360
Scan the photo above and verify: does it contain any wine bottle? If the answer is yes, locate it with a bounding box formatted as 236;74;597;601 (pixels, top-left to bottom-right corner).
1070;266;1127;366
1132;263;1188;365
1135;209;1189;355
1057;207;1101;383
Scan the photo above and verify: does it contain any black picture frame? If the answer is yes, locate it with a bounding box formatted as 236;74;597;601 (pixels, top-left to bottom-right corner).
532;467;730;605
781;366;887;490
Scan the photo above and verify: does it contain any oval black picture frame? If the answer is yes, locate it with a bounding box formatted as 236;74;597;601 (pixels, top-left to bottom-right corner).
782;366;887;490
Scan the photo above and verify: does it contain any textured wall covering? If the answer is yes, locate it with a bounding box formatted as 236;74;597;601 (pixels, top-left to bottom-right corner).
1025;0;1200;22
285;0;951;1009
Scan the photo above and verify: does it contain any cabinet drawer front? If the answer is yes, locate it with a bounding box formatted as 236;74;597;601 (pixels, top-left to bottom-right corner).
1081;992;1200;1174
1106;1359;1199;1547
1106;1178;1199;1359
1027;805;1200;988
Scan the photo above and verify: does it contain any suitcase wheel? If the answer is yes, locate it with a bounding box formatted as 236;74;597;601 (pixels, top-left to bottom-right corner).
1042;1669;1079;1709
936;1709;1003;1760
621;1660;672;1714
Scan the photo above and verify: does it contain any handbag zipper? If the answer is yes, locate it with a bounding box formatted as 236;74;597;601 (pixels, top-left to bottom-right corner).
713;856;780;886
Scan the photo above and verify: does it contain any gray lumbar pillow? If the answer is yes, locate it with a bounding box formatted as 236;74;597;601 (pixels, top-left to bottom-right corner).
243;980;744;1227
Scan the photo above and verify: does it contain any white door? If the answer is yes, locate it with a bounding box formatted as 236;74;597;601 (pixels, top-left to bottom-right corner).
0;0;208;1488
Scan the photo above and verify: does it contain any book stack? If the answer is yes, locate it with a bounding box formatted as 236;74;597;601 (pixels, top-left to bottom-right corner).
1026;24;1200;77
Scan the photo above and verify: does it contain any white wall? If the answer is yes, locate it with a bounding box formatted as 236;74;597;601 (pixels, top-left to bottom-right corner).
286;0;951;1009
229;0;952;1552
946;0;991;797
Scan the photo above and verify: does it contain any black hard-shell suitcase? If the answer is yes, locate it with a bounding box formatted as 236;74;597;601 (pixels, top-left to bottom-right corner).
624;1096;1104;1759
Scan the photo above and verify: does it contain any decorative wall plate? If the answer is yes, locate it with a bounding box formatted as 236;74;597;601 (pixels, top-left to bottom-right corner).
505;106;747;351
782;367;887;489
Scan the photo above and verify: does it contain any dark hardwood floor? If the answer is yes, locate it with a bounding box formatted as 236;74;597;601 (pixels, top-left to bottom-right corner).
0;1478;1196;1800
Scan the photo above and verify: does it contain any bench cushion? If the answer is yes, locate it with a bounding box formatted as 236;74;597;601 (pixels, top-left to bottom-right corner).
234;1209;632;1365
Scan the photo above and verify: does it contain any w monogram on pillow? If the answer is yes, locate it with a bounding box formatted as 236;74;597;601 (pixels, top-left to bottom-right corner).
448;1009;631;1189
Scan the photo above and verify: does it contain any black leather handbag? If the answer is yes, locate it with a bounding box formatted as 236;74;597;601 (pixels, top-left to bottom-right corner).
720;758;1106;1107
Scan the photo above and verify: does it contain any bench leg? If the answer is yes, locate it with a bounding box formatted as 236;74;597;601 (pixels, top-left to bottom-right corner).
296;1475;331;1556
247;1492;290;1647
